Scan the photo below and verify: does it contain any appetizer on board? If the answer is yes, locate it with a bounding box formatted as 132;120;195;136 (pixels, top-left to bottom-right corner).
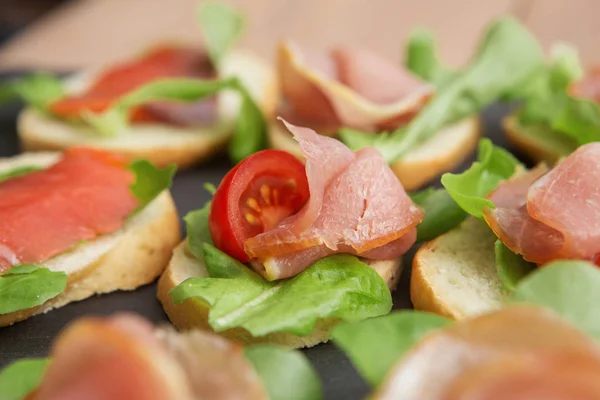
12;3;276;167
1;313;320;400
269;17;545;190
158;120;423;347
0;148;178;326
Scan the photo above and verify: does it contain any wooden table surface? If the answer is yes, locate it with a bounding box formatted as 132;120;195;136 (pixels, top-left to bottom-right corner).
0;0;597;72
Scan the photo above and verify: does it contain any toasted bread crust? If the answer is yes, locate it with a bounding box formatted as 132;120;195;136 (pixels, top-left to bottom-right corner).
503;115;563;165
158;241;402;348
268;117;480;191
17;50;278;168
0;154;181;326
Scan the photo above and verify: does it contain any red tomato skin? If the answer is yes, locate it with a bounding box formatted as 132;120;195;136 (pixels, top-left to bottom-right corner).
208;150;309;262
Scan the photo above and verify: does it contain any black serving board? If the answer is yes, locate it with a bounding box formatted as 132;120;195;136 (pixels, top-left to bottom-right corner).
0;72;519;399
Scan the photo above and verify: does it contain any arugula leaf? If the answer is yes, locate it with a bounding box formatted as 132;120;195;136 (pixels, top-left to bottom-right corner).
228;89;268;163
245;345;323;400
332;311;451;386
0;166;41;183
340;17;544;163
410;188;467;242
511;260;600;340
198;2;245;67
494;240;536;293
0;265;67;315
129;160;176;211
0;73;64;112
170;245;392;337
441;139;520;218
185;201;213;259
404;28;454;86
0;358;49;400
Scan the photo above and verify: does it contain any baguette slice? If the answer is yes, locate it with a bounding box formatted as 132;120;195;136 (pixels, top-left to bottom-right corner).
503;114;576;165
0;152;181;327
18;50;278;168
269;116;480;191
410;217;504;320
158;240;402;348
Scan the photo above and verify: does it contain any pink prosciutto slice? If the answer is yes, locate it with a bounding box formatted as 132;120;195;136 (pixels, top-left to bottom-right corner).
34;314;267;400
483;143;600;264
244;120;423;280
278;41;432;132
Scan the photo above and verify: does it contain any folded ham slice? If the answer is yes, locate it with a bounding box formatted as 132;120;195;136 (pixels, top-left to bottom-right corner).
483;143;600;264
244;120;422;280
34;314;267;400
374;306;600;400
278;41;432;132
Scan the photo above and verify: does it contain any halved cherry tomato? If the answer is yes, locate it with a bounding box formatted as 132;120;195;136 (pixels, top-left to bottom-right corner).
209;150;310;262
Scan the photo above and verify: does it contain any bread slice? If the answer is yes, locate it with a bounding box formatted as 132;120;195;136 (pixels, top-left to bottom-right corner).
410;217;504;320
268;116;480;191
157;240;402;348
503;114;576;165
0;152;181;326
18;50;278;168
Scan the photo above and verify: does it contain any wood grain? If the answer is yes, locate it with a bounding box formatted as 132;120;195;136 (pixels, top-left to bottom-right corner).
0;0;517;70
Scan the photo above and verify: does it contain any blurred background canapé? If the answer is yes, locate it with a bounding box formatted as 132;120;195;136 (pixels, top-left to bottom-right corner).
0;0;597;72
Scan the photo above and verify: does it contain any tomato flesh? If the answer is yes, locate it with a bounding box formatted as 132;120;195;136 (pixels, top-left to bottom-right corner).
209;150;309;262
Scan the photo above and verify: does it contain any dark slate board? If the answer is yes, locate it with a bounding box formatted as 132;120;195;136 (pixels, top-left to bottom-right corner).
0;74;518;399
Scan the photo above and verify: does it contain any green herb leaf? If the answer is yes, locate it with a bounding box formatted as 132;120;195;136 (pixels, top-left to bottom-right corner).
494;240;536;293
511;260;600;340
198;2;245;67
245;345;323;400
404;28;454;86
228;88;268;163
410;188;467;242
441;139;520;218
332;311;451;386
129;160;176;211
184;201;214;259
2;73;64;112
0;358;49;400
170;246;392;337
0;166;41;183
340;17;544;163
0;265;67;315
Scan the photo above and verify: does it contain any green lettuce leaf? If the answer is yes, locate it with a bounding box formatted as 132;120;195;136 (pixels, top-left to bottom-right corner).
198;2;245;67
245;345;323;400
0;264;67;315
511;260;600;340
0;166;42;183
129;160;176;211
185;200;213;259
0;358;49;400
404;28;454;86
494;240;536;293
84;77;266;162
331;311;451;386
340;17;544;163
441;139;520;218
170;245;392;337
409;188;467;242
0;72;64;112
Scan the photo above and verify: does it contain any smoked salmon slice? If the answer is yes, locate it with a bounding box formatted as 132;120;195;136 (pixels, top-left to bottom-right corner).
49;45;216;125
244;120;423;280
0;148;139;271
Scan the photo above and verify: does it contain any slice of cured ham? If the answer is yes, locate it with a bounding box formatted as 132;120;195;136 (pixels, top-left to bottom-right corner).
50;45;217;126
483;143;600;264
34;314;267;400
374;306;600;400
0;148;138;271
244;120;422;280
278;41;432;131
